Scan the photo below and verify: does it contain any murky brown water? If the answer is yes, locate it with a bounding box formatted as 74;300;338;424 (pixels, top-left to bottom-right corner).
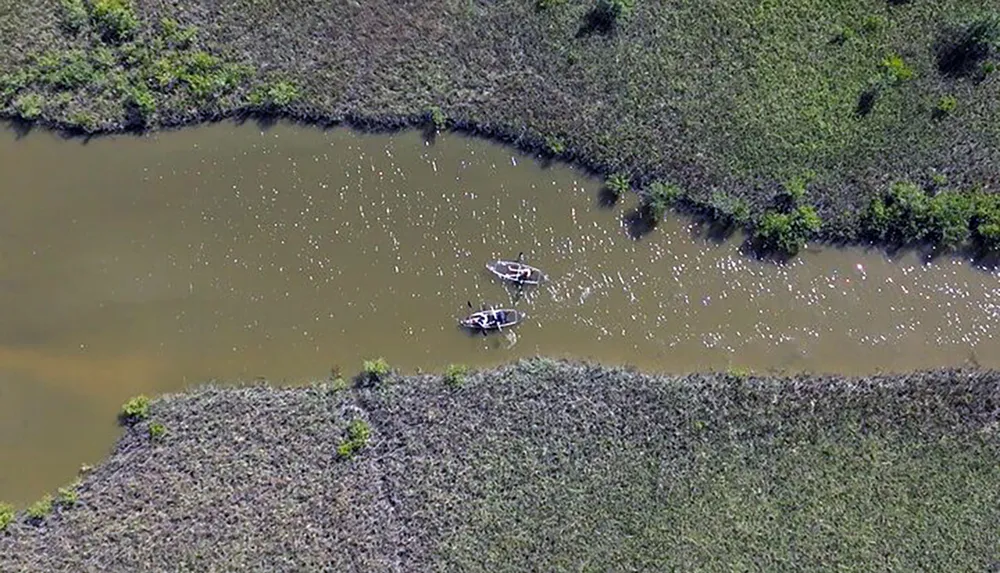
1;121;999;505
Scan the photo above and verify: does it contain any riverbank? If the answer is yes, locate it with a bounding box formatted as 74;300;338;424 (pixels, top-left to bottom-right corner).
1;360;997;571
2;1;999;257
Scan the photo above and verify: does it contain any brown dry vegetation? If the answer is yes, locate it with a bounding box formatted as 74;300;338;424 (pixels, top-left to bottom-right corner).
1;1;999;255
1;360;998;571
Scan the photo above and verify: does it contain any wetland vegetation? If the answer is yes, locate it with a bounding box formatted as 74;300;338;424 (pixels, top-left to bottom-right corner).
1;360;998;571
2;0;999;256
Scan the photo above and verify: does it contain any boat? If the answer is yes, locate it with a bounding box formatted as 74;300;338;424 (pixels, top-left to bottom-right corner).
486;253;547;286
459;308;523;332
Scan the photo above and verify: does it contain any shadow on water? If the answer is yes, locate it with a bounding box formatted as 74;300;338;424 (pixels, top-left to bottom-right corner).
623;206;656;240
597;187;620;208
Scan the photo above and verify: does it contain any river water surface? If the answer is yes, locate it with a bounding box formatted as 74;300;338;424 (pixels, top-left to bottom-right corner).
2;122;999;505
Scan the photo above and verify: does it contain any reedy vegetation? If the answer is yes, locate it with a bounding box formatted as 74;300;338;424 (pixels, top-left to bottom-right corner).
0;1;998;257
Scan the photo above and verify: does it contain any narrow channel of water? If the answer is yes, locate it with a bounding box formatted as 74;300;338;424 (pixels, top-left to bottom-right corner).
1;121;998;505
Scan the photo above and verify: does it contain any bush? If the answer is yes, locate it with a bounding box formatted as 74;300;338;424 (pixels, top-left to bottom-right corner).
128;84;156;121
881;53;915;84
160;17;197;49
643;181;682;222
89;0;140;43
57;482;80;507
934;95;957;117
707;191;751;227
14;93;44;119
543;135;565;156
336;418;371;459
755;205;822;256
37;51;96;90
0;502;13;531
426;106;446;131
362;358;391;381
925;191;973;248
249;80;301;109
536;0;567;9
25;495;53;522
59;0;89;33
119;394;150;424
444;364;469;386
148;421;167;440
605;173;630;199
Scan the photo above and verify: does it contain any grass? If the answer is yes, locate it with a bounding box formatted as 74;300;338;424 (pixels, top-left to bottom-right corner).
0;362;997;570
148;421;167;440
56;482;80;508
0;1;998;257
0;503;12;532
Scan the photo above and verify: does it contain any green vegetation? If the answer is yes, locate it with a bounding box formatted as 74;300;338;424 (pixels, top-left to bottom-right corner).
1;363;998;570
119;394;150;424
755;205;823;256
362;358;391;382
1;1;999;257
862;181;1000;251
248;80;300;109
56;482;80;508
89;0;140;42
444;364;469;386
935;95;958;117
148;421;167;440
641;181;683;223
604;173;630;201
59;0;89;34
336;418;371;459
0;502;13;532
25;495;53;522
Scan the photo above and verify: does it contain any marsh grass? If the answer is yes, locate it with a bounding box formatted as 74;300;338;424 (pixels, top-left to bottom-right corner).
0;0;998;255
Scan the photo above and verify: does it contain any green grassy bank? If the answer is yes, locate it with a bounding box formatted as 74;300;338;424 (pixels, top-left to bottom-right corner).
2;0;999;257
1;360;998;571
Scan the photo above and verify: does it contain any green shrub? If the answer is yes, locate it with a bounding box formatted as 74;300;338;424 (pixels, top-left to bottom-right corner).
726;366;752;381
935;95;958;117
444;364;469;386
783;173;812;204
89;0;140;42
972;193;1000;251
128;84;156;121
362;358;391;381
0;502;13;531
708;191;751;227
25;495;53;522
426;106;446;131
984;61;997;75
543;135;565;156
881;53;915;84
0;70;32;103
643;181;682;221
160;17;197;48
249;80;301;109
336;418;371;459
119;394;150;424
37;51;97;90
596;0;635;21
862;15;885;34
70;111;99;132
14;93;45;119
605;173;630;199
59;0;89;33
148;421;167;440
926;191;974;248
755;205;822;256
57;482;80;507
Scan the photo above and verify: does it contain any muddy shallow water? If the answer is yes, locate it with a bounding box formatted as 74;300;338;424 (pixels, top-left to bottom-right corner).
1;121;998;505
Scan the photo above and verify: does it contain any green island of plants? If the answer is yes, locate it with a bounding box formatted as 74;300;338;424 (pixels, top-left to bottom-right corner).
1;1;999;258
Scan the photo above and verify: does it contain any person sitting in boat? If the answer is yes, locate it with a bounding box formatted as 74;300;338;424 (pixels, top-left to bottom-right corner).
513;266;532;282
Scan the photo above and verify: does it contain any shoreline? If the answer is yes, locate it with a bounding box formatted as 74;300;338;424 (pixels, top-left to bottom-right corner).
1;359;998;571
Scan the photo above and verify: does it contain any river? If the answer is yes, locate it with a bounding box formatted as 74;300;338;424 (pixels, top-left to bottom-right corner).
1;121;998;505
